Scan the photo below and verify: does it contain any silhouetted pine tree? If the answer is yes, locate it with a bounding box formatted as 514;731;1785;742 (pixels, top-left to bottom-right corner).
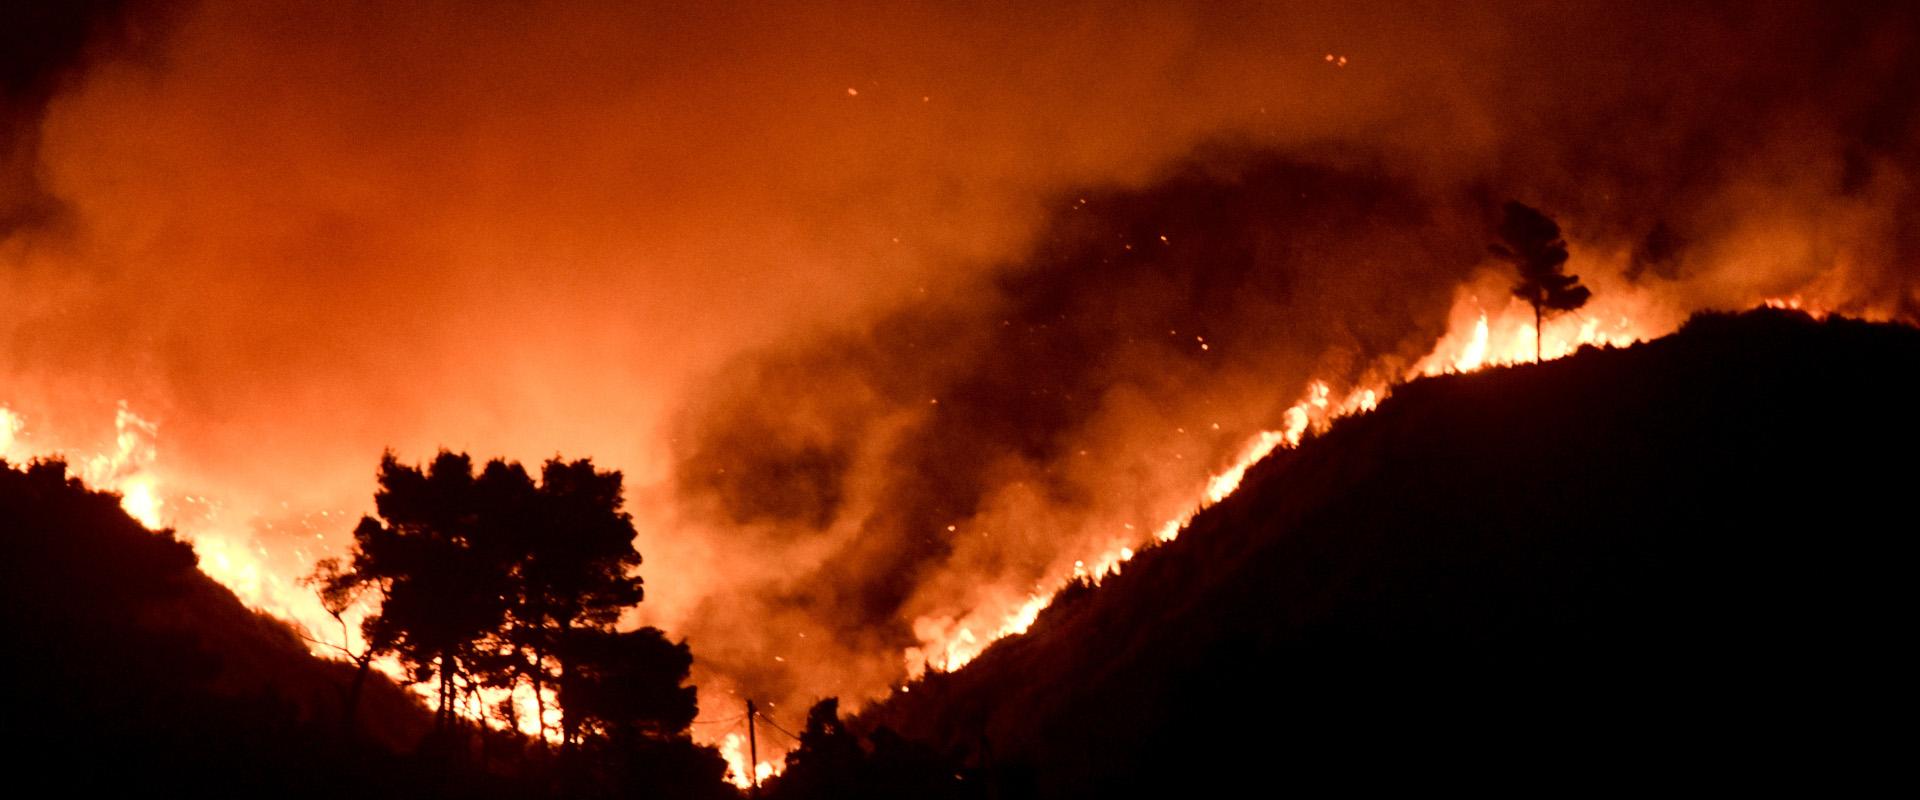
325;452;512;738
1493;201;1591;361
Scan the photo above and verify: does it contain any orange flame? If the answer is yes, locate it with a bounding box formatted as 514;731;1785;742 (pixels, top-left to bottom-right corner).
3;401;716;745
719;731;779;790
902;266;1703;681
0;257;1863;761
0;402;379;671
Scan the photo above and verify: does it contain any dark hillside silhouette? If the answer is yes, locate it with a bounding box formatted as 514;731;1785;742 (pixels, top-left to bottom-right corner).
1;453;729;798
0;459;446;795
764;698;980;800
862;308;1918;795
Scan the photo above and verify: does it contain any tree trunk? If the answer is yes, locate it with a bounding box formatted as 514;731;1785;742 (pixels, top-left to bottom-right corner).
1535;303;1544;363
531;644;550;747
343;653;373;738
462;671;485;758
504;672;521;735
559;650;575;749
553;614;578;750
438;653;454;734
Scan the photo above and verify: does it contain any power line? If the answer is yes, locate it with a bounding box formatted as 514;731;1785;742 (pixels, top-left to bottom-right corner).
753;710;801;742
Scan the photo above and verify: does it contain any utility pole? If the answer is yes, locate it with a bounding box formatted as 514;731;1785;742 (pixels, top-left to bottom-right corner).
746;698;760;797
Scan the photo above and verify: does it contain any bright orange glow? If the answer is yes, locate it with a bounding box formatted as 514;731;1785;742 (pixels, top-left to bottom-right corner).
0;267;1869;764
906;416;1299;677
718;732;780;790
0;402;366;655
6;2;1915;769
899;262;1845;681
1413;279;1654;377
4;401;656;743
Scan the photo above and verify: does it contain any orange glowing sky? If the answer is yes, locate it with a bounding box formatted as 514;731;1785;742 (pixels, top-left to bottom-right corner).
3;0;1522;631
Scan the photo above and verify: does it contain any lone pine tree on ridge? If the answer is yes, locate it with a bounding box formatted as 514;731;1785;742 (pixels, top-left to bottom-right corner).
1493;201;1592;362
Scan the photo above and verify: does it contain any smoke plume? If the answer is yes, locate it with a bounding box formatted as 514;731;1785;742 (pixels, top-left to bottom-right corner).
3;0;1917;742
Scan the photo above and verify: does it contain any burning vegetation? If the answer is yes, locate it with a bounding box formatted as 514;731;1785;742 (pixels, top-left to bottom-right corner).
860;308;1920;795
4;0;1920;794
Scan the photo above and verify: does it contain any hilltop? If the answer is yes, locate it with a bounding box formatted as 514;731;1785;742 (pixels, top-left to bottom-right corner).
859;309;1917;794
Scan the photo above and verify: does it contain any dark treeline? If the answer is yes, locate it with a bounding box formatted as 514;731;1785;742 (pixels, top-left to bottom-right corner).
756;697;982;800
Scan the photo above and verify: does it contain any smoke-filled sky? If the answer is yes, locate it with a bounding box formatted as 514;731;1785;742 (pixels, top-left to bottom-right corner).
4;0;1917;735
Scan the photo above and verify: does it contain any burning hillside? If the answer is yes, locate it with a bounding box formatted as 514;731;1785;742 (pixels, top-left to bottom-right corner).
4;1;1920;785
0;456;437;791
856;308;1920;795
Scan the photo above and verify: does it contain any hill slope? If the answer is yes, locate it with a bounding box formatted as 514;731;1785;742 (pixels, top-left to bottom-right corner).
864;309;1918;794
0;458;435;793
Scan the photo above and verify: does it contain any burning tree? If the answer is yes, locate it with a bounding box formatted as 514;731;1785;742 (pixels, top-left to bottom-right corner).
1492;201;1591;361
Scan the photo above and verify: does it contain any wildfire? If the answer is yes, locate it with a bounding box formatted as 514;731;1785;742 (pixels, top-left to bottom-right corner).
904;390;1316;677
903;272;1687;680
1;401;670;747
1;402;167;528
0;266;1860;769
0;401;372;665
0;407;23;459
718;732;779;791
